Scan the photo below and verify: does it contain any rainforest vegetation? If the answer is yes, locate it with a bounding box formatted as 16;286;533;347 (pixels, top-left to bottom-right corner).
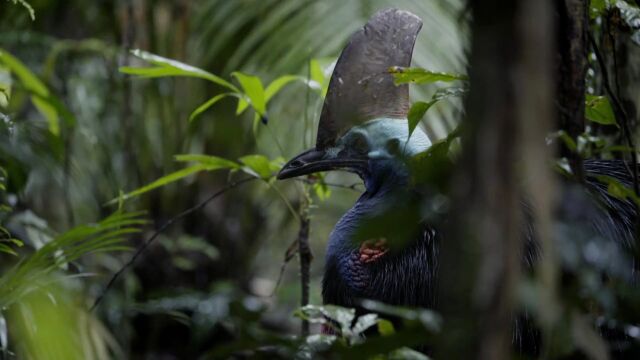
1;0;640;359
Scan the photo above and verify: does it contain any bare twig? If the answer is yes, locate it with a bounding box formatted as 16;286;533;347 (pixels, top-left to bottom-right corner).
270;238;299;297
90;176;257;311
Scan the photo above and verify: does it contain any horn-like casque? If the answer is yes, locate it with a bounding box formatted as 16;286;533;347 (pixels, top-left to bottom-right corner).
315;8;423;150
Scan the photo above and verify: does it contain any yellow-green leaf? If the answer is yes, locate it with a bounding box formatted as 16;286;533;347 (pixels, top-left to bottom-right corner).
232;72;266;116
585;95;617;126
389;66;468;85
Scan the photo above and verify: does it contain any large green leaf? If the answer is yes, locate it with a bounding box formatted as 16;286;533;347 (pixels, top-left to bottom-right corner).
122;49;239;92
585;95;617;126
232;72;266;117
390;66;468;85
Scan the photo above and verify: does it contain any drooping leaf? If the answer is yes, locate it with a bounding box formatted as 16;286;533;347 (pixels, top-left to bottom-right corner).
406;87;466;137
389;66;468;85
188;93;236;122
585;95;617;126
9;0;35;20
175;154;240;169
232;72;266;117
106;165;208;204
265;75;302;102
122;49;238;92
0;211;145;309
0;49;74;135
407;101;435;137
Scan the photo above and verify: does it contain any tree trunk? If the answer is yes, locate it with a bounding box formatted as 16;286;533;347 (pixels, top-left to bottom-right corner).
438;0;555;358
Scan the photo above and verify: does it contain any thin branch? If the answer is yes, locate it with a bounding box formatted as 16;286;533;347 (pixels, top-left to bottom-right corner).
90;176;257;311
589;33;639;198
270;238;299;297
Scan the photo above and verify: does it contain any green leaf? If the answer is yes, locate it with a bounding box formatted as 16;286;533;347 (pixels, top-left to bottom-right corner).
239;154;277;180
232;72;266;116
585;95;617;126
407;101;435;137
188;93;236;122
296;304;356;335
0;49;74;135
406;87;466;137
389;66;468;85
108;155;239;204
265;75;302;102
175;154;240;169
377;319;395;336
595;174;640;207
123;49;238;92
106;165;209;204
590;0;607;19
0;243;17;256
0;66;11;108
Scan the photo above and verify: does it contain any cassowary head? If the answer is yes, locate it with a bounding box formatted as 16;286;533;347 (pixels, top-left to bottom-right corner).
277;9;431;183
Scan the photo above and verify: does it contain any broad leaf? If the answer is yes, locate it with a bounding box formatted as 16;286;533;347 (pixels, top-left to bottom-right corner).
585;95;617;126
232;72;266;116
389;66;467;85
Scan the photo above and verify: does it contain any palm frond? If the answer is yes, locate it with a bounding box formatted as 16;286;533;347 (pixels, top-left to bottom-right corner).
0;211;146;309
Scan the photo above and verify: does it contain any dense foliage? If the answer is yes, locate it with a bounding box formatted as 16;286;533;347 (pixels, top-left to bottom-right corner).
1;0;640;359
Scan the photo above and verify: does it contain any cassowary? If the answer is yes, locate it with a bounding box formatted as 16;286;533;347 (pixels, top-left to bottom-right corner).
277;8;638;352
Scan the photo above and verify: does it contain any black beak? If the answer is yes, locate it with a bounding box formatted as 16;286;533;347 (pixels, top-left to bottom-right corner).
277;148;368;180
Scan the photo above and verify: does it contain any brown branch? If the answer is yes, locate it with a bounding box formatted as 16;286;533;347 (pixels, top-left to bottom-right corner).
90;177;257;311
297;214;312;335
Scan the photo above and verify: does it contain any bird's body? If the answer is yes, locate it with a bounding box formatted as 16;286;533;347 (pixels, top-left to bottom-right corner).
277;7;639;354
323;157;439;310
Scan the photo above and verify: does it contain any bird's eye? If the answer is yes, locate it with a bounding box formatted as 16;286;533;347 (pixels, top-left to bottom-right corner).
386;138;401;155
350;134;369;154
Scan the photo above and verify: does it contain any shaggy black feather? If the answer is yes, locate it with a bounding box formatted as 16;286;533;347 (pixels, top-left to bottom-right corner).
322;158;638;353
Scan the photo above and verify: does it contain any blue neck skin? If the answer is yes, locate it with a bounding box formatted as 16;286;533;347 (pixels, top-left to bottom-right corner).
326;158;410;262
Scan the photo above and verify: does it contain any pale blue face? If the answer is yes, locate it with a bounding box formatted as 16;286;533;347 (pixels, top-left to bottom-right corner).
325;118;432;160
